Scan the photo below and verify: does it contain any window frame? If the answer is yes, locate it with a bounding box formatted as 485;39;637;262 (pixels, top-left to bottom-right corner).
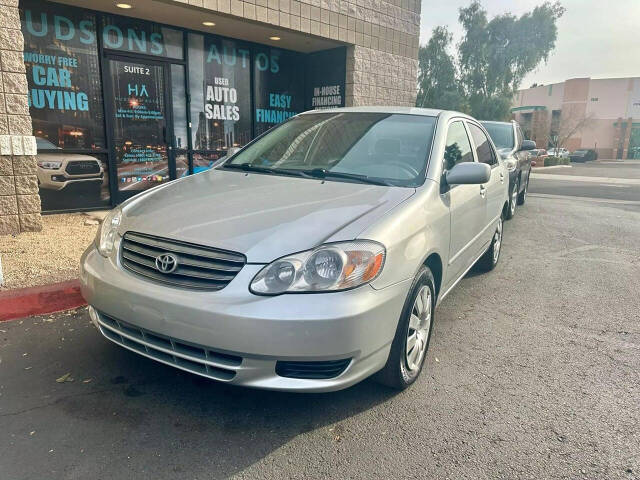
466;120;499;168
442;118;477;172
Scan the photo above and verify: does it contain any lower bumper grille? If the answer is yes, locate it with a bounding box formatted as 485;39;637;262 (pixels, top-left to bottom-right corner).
275;359;351;379
96;311;241;381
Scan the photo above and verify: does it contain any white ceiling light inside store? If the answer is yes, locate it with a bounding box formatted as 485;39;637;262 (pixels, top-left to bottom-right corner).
202;21;216;26
115;3;133;8
269;36;281;41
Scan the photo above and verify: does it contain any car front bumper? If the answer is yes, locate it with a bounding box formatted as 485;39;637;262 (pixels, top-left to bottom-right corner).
38;171;104;191
80;243;410;392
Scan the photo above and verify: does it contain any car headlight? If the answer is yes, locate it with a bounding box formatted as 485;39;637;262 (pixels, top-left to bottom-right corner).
250;241;386;295
95;207;122;257
37;161;62;169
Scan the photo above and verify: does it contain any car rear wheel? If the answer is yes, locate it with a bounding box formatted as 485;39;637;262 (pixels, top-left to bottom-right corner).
376;266;435;390
517;173;529;205
476;216;503;272
505;179;518;219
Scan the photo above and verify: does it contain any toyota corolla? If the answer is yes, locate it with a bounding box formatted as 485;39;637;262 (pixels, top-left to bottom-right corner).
80;107;509;392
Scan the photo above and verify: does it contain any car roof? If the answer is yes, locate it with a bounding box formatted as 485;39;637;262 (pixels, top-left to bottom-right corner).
299;106;470;120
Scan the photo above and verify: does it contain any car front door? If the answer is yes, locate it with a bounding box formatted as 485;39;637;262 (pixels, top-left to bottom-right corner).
441;120;488;287
467;121;505;233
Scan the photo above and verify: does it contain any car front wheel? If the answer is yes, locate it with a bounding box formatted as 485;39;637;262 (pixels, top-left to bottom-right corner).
476;216;503;272
376;266;435;390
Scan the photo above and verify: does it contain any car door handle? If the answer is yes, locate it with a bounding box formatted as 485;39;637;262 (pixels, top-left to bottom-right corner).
479;185;486;198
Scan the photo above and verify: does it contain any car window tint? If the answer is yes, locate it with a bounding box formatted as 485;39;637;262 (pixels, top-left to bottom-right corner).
468;123;496;166
444;121;474;170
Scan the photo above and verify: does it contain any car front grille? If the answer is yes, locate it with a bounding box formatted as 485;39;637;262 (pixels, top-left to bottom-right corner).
120;232;246;291
275;359;352;379
65;161;101;175
96;310;242;381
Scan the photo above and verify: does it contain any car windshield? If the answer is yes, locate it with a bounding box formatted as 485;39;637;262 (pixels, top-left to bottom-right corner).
223;112;437;187
574;150;587;154
481;122;515;151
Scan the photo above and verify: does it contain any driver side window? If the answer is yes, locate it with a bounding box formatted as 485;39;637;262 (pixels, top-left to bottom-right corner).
444;121;474;171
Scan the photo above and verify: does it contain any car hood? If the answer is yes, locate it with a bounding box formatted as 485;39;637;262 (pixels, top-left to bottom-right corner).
37;152;100;162
119;169;415;262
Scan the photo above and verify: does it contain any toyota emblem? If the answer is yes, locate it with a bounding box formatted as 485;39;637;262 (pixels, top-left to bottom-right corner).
155;253;178;273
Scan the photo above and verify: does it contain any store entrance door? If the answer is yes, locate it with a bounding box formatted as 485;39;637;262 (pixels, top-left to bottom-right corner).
105;57;175;202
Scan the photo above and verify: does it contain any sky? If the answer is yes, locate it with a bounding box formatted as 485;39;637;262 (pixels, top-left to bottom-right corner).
419;0;640;88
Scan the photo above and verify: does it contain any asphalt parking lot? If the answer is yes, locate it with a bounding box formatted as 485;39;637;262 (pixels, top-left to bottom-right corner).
1;162;639;479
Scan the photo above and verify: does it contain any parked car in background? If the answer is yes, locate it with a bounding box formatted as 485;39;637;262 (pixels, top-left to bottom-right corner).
81;107;509;392
35;137;104;192
569;149;598;162
481;120;535;219
548;147;570;159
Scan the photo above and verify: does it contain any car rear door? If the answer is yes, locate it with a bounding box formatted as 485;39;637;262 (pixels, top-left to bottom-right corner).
441;120;488;286
467;121;505;232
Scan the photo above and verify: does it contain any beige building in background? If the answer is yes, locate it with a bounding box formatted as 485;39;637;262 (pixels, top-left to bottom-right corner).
1;0;422;235
512;77;640;159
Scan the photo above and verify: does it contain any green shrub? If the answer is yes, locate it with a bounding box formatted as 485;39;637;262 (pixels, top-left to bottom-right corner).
544;156;570;166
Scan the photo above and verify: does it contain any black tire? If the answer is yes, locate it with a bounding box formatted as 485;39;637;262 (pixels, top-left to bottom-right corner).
476;216;503;272
376;266;436;390
517;173;528;205
504;179;518;220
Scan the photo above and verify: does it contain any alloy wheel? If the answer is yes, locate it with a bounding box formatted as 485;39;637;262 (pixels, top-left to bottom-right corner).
510;182;518;215
405;286;432;372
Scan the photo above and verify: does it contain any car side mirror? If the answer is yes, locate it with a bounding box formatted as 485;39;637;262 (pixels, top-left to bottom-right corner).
445;162;491;186
520;140;536;151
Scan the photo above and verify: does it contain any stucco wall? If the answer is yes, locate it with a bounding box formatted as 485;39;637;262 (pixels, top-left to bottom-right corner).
516;82;564;111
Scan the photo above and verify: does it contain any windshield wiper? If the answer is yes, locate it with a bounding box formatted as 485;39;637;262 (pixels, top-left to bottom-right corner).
300;168;393;186
223;163;300;177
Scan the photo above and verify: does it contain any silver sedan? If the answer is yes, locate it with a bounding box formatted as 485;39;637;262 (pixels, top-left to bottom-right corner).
80;107;509;392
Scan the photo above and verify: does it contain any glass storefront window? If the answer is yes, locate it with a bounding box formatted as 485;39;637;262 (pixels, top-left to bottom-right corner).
107;59;170;192
175;152;189;178
21;0;105;150
171;64;188;150
19;1;343;211
192;151;226;173
188;33;252;152
253;47;305;136
101;15;183;59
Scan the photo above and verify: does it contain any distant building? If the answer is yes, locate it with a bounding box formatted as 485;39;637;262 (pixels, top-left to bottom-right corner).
512;77;640;159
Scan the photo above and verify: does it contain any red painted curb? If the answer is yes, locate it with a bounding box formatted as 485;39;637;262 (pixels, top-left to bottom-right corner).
0;279;87;322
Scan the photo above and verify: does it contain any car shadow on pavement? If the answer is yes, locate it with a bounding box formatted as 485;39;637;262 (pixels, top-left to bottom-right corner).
0;310;398;479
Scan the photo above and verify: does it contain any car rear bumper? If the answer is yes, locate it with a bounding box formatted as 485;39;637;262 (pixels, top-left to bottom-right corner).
80;244;410;392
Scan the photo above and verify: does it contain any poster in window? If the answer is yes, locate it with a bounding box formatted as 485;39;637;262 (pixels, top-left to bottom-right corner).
21;1;105;150
188;33;252;157
20;1;110;211
108;60;170;193
253;47;305;136
305;47;346;110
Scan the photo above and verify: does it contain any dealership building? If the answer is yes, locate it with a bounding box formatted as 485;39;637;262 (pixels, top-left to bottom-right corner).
512;77;640;159
0;0;421;234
